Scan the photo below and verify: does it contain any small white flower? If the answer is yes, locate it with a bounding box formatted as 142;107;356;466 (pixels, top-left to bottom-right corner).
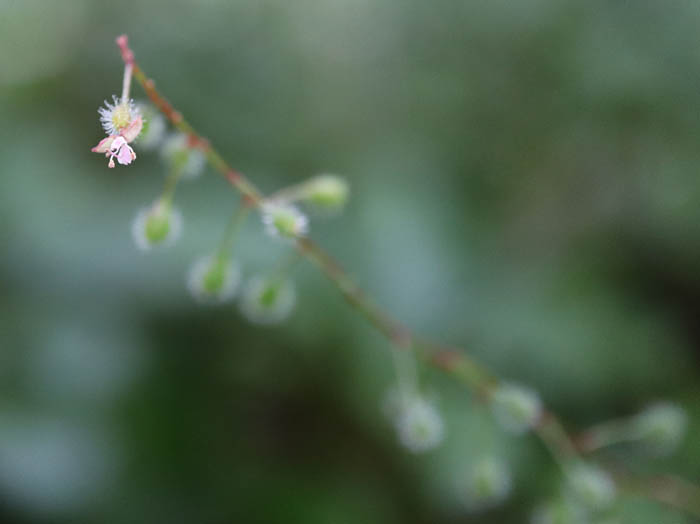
239;275;296;325
131;201;182;251
394;393;445;453
262;203;309;239
187;255;240;304
461;457;512;512
161;133;206;179
98;95;139;136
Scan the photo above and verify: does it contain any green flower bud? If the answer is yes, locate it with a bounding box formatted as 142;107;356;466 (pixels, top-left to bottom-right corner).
462;457;512;511
131;201;182;251
304;174;349;212
161;133;206;179
262;204;308;239
632;402;686;455
394;393;445;454
491;383;542;435
187;255;240;304
135;103;167;150
239;275;296;324
568;464;616;510
145;212;170;243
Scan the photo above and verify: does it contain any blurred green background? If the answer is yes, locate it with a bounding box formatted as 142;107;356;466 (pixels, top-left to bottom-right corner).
1;0;700;522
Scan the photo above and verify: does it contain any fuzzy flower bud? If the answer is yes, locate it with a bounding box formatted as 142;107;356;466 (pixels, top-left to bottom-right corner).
135;103;167;151
462;457;512;511
239;275;296;325
392;393;445;454
303;174;349;212
262;203;308;239
631;402;687;455
187;255;240;304
491;382;542;435
131;200;182;251
567;464;616;510
161;133;206;179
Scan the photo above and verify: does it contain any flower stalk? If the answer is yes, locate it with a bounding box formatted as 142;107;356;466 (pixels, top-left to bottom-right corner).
111;34;700;519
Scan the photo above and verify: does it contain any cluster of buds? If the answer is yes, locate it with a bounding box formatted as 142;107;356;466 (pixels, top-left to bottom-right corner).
90;43;350;328
260;173;350;240
92;36;694;522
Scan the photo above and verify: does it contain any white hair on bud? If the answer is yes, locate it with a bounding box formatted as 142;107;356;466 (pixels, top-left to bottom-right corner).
261;203;308;239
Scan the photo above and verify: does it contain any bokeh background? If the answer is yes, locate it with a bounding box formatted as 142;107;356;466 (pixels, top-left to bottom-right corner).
1;0;700;522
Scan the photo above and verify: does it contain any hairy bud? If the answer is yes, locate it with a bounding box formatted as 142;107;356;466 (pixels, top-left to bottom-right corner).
632;402;687;456
187;255;240;304
135;103;167;150
462;457;512;511
239;275;296;324
161;133;206;179
393;393;445;454
491;383;542;435
131;200;182;251
304;174;349;213
567;464;616;510
262;204;309;239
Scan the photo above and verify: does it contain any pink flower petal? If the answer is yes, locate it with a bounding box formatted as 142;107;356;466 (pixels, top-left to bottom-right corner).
120;116;143;143
110;136;127;152
91;135;116;153
116;144;134;165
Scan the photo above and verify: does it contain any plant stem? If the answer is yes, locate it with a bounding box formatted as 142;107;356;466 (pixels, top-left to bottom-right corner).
122;63;133;101
115;35;700;520
161;163;182;206
217;203;250;261
576;419;639;454
267;180;311;204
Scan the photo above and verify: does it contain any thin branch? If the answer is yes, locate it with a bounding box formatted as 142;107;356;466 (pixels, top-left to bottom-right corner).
113;35;700;520
606;461;700;518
